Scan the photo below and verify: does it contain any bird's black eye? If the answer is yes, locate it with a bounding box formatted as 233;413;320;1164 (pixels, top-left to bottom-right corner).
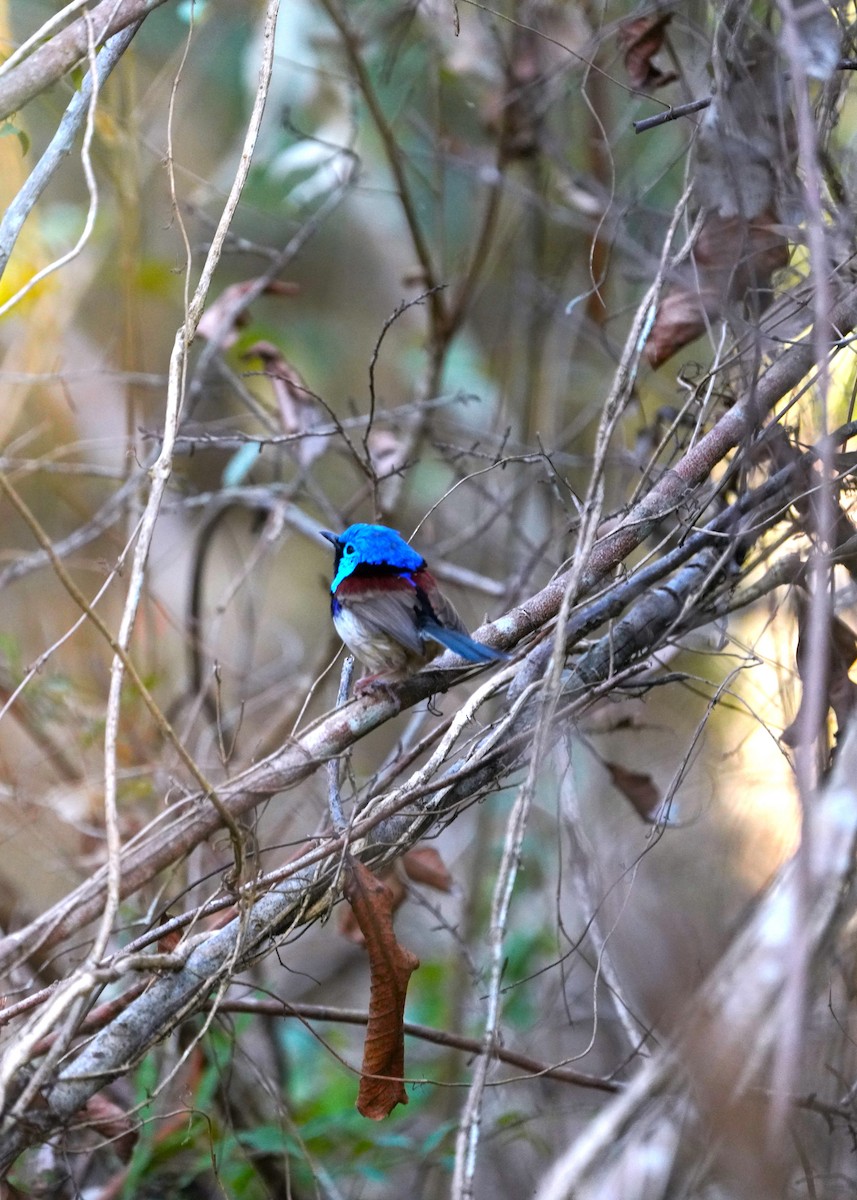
345;543;355;555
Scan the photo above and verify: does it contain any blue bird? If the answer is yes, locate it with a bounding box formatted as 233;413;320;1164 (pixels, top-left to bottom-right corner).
321;523;505;690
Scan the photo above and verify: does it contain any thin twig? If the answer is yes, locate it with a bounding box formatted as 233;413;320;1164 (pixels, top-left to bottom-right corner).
0;22;138;280
633;60;857;134
0;9;107;315
217;998;621;1092
0;0;170;122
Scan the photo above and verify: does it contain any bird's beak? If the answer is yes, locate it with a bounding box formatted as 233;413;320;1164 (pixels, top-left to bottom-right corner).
320;530;338;546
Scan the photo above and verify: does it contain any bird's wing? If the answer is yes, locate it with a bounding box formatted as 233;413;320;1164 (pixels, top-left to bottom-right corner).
415;573;506;663
414;570;467;633
419;620;506;663
343;588;426;655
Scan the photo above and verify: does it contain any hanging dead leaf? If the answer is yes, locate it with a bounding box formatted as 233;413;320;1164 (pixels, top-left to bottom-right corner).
83;1093;138;1162
646;210;788;368
343;857;419;1119
402;846;454;892
197;279;298;350
695;211;789;299
339;848;452;943
605;761;661;820
645;286;717;372
617;13;676;92
243;340;327;468
781;596;857;747
339;868;405;945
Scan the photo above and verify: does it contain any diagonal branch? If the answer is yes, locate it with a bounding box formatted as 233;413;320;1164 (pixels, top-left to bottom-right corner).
0;503;814;1163
0;0;172;123
534;724;857;1200
0;281;855;976
0;20;139;279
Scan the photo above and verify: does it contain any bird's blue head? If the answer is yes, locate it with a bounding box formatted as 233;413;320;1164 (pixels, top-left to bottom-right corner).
321;523;425;592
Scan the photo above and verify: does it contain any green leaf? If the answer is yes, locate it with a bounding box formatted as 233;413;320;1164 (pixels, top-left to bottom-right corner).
0;121;29;156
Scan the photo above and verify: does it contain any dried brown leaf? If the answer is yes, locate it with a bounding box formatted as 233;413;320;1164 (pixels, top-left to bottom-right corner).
339;848;451;943
646;211;788;368
83;1093;138;1162
343;858;419;1119
402;846;454;892
781;598;857;747
243;340;327;468
338;867;406;945
645;285;718;371
606;761;661;820
197;279;298;349
617;13;676;92
694;211;789;298
157;928;182;954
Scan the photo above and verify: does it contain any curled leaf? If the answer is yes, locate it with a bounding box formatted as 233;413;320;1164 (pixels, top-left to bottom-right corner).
243;341;327;468
606;761;661;821
646;210;788;368
339;869;405;945
617;14;676;92
197;279;298;350
344;858;420;1119
339;848;452;944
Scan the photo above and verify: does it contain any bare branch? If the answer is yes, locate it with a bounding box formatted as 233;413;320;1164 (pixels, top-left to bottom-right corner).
534;724;857;1199
0;0;171;122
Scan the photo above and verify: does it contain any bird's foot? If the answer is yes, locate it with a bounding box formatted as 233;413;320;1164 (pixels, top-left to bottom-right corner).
355;672;401;699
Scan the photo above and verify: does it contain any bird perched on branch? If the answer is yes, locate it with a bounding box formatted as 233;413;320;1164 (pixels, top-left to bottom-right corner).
321;522;506;691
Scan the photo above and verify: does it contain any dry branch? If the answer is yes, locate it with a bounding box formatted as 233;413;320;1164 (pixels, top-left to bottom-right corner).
1;280;854;978
534;723;857;1200
0;460;835;1162
0;22;139;278
0;0;171;123
2;6;857;1184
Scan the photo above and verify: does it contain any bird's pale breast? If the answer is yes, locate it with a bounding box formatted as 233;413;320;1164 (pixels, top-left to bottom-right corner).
332;603;425;675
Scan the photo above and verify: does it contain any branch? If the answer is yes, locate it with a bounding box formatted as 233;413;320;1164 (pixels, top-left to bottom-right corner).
0;0;171;123
218;999;621;1094
1;280;855;976
0;21;139;278
633;59;857;133
534;723;857;1199
0;511;794;1164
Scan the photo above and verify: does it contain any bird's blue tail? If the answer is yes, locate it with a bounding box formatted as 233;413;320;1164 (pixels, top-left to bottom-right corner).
423;622;507;664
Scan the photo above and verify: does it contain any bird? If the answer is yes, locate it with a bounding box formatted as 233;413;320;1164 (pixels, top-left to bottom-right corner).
321;522;506;690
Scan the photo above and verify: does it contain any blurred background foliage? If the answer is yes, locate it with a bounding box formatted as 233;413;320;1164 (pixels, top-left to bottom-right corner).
1;0;856;1195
